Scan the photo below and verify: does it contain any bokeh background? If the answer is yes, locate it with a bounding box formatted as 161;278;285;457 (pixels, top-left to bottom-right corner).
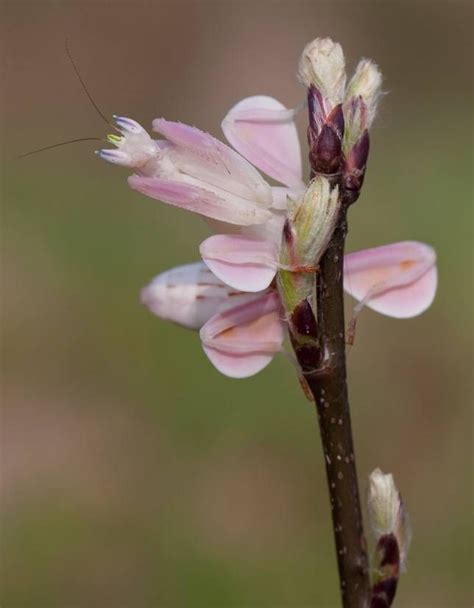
1;1;473;606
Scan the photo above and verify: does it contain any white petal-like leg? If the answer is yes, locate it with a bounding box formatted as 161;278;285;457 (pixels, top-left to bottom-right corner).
200;291;284;378
200;234;278;292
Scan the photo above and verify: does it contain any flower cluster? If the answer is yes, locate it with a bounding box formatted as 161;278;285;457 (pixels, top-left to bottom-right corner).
98;39;437;379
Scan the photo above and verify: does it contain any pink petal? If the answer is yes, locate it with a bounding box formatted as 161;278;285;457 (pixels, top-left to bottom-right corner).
200;291;284;378
343;241;437;318
200;234;278;292
128;175;271;226
152;118;271;206
222;96;304;190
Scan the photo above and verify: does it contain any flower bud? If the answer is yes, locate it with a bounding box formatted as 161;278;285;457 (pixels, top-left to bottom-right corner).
308;103;345;176
288;298;322;374
368;468;411;570
342;128;370;203
345;59;382;131
368;469;411;607
295;177;339;266
278;177;339;333
343;60;382;153
280;177;339;276
298;38;346;109
341;60;382;204
299;39;346;177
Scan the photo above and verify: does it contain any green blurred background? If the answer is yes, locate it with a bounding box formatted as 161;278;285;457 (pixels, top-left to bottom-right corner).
1;1;472;606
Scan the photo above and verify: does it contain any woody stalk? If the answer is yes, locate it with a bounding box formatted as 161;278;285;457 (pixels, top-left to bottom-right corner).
278;39;382;606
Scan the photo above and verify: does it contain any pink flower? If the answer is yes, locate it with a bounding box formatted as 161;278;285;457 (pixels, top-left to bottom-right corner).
98;99;437;378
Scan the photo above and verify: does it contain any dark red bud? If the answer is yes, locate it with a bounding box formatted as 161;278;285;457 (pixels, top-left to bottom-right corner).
369;533;400;608
326;103;344;138
342;130;370;202
292;298;317;337
370;578;398;608
294;343;322;372
307;91;344;176
350;130;370;172
311;124;342;174
290;299;321;373
377;534;400;571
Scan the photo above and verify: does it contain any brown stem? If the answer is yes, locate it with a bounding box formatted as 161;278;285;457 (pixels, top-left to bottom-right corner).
302;203;370;607
292;83;372;605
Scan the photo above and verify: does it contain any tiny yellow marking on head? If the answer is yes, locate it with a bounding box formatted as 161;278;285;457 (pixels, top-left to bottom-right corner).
107;134;122;145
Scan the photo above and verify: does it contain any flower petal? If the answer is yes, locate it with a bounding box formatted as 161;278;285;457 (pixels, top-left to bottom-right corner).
141;261;260;330
200;291;284;378
200;234;278;292
222;96;304;189
152;118;271;206
343;241;437;318
128;175;271;226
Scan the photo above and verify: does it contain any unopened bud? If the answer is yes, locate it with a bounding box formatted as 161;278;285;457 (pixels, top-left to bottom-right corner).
300;38;346;176
368;468;412;570
308;104;345;175
342;129;370;203
283;177;339;271
289;299;322;373
341;59;382;203
345;59;382;131
278;177;339;315
343;60;382;153
299;38;346;109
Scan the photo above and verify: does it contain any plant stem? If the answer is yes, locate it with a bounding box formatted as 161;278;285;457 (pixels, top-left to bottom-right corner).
303;204;370;607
